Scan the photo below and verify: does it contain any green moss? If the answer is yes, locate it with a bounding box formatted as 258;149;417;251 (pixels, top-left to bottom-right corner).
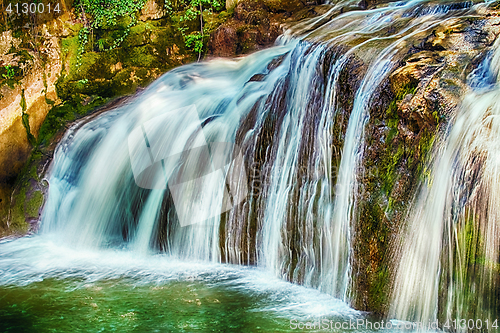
50;17;194;149
25;191;43;218
369;266;389;312
380;82;418;197
415;130;435;181
55;14;192;103
386;101;399;142
120;21;159;48
76;52;102;76
357;194;392;314
61;34;81;58
5;142;46;234
355;79;438;314
442;211;495;319
381;145;404;196
9;189;30;233
203;10;230;36
386;82;417;141
37;97;109;146
9;160;42;233
20;88;27;111
2;2;225;237
122;45;157;67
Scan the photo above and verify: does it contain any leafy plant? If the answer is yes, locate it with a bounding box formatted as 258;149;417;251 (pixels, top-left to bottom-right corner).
178;0;224;60
77;78;89;87
74;0;148;66
185;32;204;53
73;0;225;68
76;0;147;28
1;65;15;80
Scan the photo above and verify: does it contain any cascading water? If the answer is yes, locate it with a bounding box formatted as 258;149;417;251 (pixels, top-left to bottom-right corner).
41;0;469;299
1;0;499;331
42;43;299;261
390;34;500;326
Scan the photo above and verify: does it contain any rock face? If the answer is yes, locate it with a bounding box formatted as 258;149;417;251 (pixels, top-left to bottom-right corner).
54;19;193;103
211;1;500;317
208;0;321;57
0;14;67;236
0;24;63;174
351;10;500;315
140;0;168;21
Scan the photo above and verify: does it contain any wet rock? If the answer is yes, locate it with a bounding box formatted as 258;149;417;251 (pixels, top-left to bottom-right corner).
208;25;239;57
352;9;500;315
358;0;368;10
0;19;64;237
249;73;266;81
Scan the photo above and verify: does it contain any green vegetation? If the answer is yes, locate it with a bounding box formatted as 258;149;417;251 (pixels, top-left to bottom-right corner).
381;83;417;198
74;0;148;66
2;0;227;236
177;0;224;58
38;97;109;146
0;64;19;91
355;79;442;315
0;50;34;93
7;150;45;234
73;0;225;64
1;65;15;80
76;0;148;30
445;211;491;319
379;82;438;198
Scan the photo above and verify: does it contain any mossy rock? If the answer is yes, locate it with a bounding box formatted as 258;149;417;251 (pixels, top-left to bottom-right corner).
55;14;194;104
3;154;47;236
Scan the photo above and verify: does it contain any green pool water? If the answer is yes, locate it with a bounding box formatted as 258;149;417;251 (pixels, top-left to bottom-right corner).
1;277;301;332
0;236;420;333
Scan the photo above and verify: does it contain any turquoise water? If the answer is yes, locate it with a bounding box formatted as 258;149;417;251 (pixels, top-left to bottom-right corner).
0;236;377;333
1;277;300;332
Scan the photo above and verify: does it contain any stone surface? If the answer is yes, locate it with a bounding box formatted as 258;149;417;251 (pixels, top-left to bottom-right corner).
0;14;67;237
351;9;500;315
208;0;318;57
140;0;167;21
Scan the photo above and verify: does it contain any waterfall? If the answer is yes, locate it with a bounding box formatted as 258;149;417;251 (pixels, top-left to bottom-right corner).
390;37;500;324
42;43;299;261
36;0;490;313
